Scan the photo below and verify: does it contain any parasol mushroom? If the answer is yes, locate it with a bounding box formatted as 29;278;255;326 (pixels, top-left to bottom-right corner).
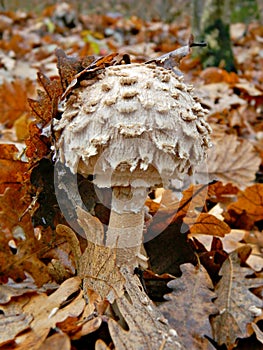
53;60;212;269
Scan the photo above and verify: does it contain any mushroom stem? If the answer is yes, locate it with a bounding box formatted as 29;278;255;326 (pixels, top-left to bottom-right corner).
106;186;147;268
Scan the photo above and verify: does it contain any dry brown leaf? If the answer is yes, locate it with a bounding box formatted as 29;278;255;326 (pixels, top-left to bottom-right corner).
203;228;263;272
185;213;231;237
56;224;82;272
95;339;112;350
0;187;52;285
74;208;125;302
55;220;124;303
109;267;184;350
200;67;239;84
28;73;62;125
77;206;105;245
208;181;238;204
146;185;208;238
56;48;95;90
0;78;35;127
0;277;58;304
227;184;263;224
38;333;71;350
79;240;125;303
0;144;28;193
15;277;84;350
197;82;246;113
0;312;33;346
158;263;218;350
251;322;263;344
25;122;51;165
71;317;102;340
196;133;261;189
211;249;263;347
56;288;105;339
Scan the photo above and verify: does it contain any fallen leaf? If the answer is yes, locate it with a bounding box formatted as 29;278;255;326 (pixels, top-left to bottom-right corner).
158;263;218;350
0;276;58;304
185;213;231;237
192;236;228;285
145;184;208;239
28;72;62;125
77;206;105;245
38;333;71;350
0;312;33;346
196;133;261;189
0;144;28;193
25;122;51;165
15;277;84;350
57;219;124;303
56;48;95;90
95;339;111;350
71;317;102;340
56;288;105;339
197;82;246;113
79;240;125;303
251;322;263;345
235;81;263;97
108;267;184;350
0;78;35;127
200;67;239;84
227;184;263;224
0;188;52;285
211;249;263;347
56;224;82;272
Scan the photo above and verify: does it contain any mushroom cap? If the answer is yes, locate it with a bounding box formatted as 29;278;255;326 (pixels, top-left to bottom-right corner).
53;63;211;189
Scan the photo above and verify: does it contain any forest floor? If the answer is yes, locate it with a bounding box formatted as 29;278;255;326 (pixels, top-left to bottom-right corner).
0;3;263;350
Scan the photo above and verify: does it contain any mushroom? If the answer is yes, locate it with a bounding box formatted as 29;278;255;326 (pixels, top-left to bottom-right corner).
53;62;212;269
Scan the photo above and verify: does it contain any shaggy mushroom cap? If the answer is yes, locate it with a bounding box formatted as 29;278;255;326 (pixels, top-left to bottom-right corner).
53;63;211;211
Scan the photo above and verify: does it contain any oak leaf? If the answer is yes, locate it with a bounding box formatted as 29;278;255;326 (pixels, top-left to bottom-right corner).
0;276;58;304
56;288;105;339
79;240;125;303
57;213;125;302
76;207;125;301
211;248;263;347
95;339;111;350
0;144;28;193
108;267;184;350
25;122;51;164
0;312;33;346
0;78;35;127
0;187;51;285
227;184;263;224
0;187;71;286
196;133;261;189
158;263;218;350
184;213;231;237
56;48;95;90
146;185;208;239
38;333;71;350
27;73;62;125
15;277;84;350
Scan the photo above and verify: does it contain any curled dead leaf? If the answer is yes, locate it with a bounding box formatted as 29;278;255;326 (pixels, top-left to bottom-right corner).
227;184;263;223
185;213;231;237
